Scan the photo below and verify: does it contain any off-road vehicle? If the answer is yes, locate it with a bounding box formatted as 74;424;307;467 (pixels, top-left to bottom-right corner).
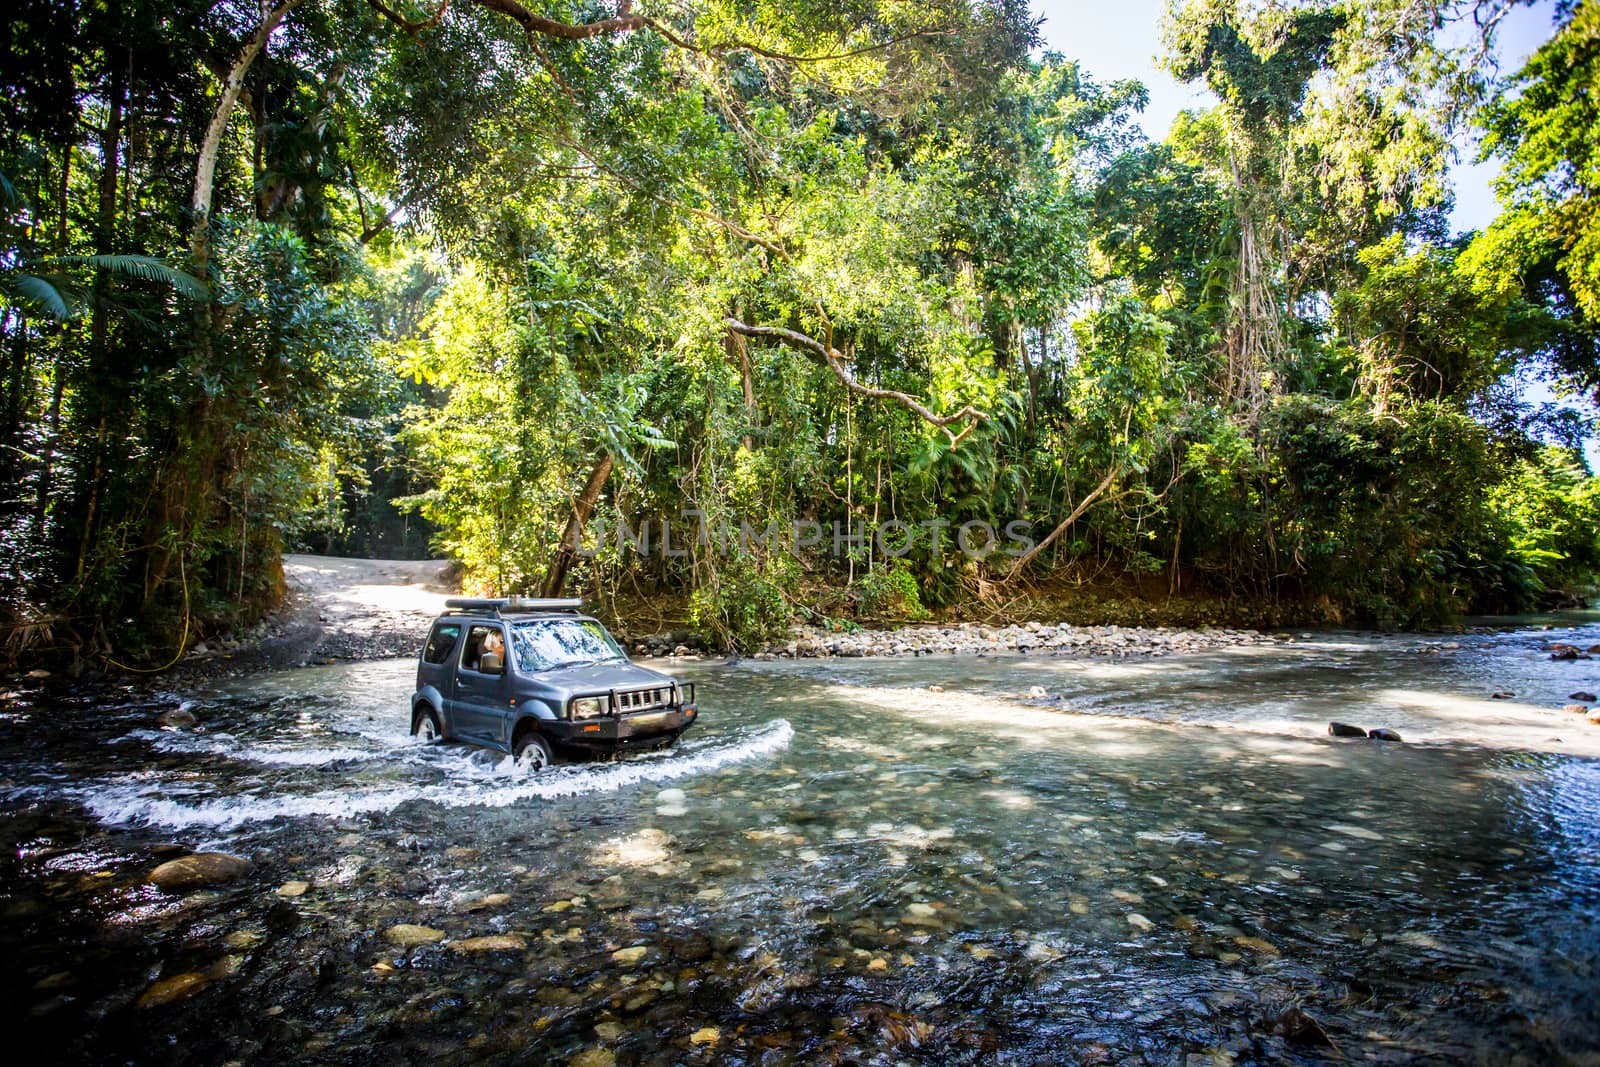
411;598;697;768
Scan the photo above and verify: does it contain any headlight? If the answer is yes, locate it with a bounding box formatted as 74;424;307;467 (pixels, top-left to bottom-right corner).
568;696;609;719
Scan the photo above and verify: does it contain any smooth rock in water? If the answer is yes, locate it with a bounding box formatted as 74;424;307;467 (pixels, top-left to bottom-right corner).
1588;708;1600;725
449;935;526;953
1551;646;1580;661
1027;686;1049;699
927;684;944;693
149;852;253;892
1233;935;1280;956
224;929;265;951
611;946;649;966
158;708;197;727
385;924;445;947
1279;1007;1336;1049
463;892;512;911
1569;691;1597;703
276;881;310;898
1562;704;1590;715
1367;728;1403;742
568;1050;616;1067
1490;691;1514;700
1327;722;1367;738
689;1027;721;1046
136;972;209;1008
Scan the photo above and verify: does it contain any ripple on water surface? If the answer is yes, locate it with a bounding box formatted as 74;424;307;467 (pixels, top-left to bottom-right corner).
0;649;1597;1065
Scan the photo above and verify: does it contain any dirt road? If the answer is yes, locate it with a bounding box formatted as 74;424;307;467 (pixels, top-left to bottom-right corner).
281;554;458;662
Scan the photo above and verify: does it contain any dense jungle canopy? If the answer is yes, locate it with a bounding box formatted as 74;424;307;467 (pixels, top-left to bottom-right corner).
3;0;1600;663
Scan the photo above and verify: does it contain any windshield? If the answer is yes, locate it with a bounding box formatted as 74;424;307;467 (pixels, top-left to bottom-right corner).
510;618;626;673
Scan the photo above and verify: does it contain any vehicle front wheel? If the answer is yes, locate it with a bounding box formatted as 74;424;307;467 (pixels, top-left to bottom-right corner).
514;732;554;771
412;707;443;742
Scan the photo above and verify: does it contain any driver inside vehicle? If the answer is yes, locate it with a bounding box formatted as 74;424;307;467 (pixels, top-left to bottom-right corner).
479;628;505;672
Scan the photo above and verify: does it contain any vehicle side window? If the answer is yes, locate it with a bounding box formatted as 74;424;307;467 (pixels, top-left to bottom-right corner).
462;624;506;675
423;623;461;665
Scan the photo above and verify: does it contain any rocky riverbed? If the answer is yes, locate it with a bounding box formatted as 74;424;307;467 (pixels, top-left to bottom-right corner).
4;639;1600;1065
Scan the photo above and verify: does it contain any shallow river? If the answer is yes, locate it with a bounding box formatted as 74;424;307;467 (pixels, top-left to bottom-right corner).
3;623;1599;1065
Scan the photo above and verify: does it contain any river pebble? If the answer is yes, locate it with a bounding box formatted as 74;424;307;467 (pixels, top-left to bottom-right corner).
386;924;445;946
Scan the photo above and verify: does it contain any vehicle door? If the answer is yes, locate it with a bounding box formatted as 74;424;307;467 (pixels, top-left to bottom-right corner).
419;621;462;723
453;623;511;746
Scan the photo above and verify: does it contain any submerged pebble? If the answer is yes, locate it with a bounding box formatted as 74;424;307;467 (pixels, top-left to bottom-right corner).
386;924;445;947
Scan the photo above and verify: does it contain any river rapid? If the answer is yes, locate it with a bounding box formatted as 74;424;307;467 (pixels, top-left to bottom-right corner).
2;623;1598;1065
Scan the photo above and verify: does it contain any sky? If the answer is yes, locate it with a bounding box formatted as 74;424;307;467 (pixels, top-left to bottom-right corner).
1028;0;1564;233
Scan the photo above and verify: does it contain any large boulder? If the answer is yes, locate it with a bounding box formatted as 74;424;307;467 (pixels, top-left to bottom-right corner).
1367;728;1403;742
1328;722;1367;738
148;852;253;892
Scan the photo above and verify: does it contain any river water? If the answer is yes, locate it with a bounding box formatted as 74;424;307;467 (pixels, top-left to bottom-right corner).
2;623;1598;1065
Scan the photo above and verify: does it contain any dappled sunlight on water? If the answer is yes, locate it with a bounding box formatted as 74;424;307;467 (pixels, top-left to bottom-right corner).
1;630;1598;1064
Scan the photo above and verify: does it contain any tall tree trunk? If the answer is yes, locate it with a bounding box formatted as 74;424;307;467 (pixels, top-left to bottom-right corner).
70;51;127;583
190;0;304;273
543;452;615;597
32;356;65;533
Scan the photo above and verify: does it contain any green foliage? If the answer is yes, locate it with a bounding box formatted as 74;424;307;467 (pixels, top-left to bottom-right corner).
856;563;933;621
688;556;796;652
1469;0;1600;398
5;0;1600;666
1263;395;1531;624
1478;0;1600;319
1489;445;1600;597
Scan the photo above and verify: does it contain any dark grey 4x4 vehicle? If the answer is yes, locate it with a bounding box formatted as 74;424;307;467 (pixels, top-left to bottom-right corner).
412;598;697;769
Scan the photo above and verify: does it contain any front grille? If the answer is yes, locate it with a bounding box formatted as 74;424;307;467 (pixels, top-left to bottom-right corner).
614;686;671;714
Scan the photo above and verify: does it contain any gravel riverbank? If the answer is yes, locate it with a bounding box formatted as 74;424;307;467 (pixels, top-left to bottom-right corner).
633;619;1285;661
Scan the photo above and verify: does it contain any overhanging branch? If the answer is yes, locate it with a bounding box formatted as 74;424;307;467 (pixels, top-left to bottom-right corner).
726;318;987;446
369;0;961;68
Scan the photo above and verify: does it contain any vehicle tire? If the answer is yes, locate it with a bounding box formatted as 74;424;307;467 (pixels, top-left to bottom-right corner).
412;707;443;742
514;731;554;771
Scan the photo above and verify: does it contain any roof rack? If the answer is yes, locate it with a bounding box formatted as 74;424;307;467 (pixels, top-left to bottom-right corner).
443;597;584;616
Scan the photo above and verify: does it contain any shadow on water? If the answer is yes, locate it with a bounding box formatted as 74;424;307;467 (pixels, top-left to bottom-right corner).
1;640;1597;1065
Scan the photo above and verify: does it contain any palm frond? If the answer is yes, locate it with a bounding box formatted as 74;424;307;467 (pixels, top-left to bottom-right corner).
4;273;76;320
56;255;209;299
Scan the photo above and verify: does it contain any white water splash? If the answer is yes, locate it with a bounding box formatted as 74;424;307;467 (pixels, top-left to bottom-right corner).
111;728;388;768
75;720;794;831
